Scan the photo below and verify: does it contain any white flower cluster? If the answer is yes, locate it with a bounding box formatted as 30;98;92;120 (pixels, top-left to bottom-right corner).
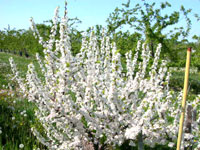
9;4;200;150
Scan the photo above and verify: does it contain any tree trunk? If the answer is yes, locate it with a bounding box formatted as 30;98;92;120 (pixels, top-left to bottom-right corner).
150;41;154;58
82;140;94;150
138;131;144;150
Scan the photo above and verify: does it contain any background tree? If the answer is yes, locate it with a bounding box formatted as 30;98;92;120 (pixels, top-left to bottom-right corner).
0;17;83;57
106;0;192;61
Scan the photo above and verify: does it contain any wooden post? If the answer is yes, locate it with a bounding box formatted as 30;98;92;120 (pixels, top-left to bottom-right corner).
176;47;191;150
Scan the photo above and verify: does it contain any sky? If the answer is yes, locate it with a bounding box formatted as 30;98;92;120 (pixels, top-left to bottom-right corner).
0;0;199;40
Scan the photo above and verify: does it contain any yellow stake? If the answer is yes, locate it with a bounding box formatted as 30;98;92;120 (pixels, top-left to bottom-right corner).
176;47;192;150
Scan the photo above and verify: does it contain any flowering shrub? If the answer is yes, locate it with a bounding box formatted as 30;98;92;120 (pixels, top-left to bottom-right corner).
9;3;200;150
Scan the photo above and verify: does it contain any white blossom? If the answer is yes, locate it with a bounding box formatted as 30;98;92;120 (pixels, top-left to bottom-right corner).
19;144;24;149
9;3;200;150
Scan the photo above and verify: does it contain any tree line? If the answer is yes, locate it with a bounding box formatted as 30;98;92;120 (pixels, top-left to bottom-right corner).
0;0;200;68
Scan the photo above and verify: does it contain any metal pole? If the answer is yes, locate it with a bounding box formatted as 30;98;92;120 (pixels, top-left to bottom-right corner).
176;47;192;150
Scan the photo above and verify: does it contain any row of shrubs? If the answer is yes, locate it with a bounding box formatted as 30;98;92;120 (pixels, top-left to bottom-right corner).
0;48;30;58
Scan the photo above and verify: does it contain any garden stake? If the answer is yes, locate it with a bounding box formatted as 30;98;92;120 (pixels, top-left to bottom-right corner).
176;47;192;150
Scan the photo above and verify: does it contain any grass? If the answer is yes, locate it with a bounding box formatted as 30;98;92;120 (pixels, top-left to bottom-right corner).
170;70;200;101
0;52;46;149
0;91;46;150
0;52;41;89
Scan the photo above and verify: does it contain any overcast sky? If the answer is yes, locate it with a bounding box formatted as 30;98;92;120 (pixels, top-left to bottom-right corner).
0;0;199;40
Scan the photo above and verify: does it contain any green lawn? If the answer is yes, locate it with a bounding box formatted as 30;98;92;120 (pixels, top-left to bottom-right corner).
0;52;41;89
